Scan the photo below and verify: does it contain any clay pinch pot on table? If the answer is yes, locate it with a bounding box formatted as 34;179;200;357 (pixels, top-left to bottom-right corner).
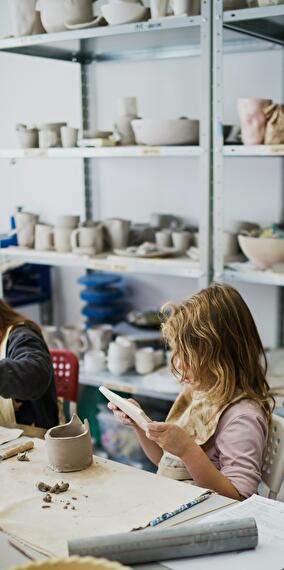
45;414;93;472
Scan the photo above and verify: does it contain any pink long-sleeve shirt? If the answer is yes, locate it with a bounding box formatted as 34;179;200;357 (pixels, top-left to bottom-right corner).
202;399;268;498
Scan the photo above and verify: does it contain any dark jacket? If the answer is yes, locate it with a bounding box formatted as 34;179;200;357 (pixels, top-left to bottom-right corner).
0;324;58;428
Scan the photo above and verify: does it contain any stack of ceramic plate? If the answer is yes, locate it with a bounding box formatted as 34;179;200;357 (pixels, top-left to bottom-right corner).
101;0;149;26
78;272;129;327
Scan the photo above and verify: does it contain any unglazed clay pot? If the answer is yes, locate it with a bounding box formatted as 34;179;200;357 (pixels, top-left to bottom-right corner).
45;414;93;472
237;98;272;145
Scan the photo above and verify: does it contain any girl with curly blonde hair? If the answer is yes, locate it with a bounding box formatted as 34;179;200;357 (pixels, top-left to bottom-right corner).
109;284;273;500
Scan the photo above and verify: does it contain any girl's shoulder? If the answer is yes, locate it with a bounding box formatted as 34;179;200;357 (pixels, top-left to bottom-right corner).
219;398;267;429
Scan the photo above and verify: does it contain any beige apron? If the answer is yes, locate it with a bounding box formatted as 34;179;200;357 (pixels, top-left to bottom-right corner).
157;387;245;480
0;325;17;427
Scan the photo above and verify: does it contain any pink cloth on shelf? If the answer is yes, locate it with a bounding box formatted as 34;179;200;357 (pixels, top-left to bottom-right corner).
202;399;268;498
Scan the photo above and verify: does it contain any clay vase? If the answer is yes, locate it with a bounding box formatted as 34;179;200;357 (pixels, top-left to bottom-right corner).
237;98;272;145
45;414;93;472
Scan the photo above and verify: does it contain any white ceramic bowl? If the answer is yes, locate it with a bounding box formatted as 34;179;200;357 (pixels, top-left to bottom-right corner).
238;234;284;269
131;119;199;146
101;1;148;25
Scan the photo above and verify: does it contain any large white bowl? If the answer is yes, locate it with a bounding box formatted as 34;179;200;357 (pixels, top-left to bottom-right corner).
238;234;284;269
131;119;199;146
101;1;148;25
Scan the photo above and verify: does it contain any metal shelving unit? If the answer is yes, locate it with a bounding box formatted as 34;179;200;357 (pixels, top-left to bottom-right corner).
0;3;211;290
213;2;284;289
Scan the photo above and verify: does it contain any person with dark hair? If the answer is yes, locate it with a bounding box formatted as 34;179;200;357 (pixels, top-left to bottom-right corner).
0;299;58;428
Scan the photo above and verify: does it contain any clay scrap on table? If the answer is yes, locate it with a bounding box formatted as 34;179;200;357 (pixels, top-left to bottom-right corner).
37;481;69;494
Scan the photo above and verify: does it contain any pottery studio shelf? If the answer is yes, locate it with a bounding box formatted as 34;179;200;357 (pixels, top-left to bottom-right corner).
79;368;178;402
0;16;202;63
0;147;201;159
224;145;284;157
221;266;284;287
223;4;284;47
0;247;202;279
0;6;283;64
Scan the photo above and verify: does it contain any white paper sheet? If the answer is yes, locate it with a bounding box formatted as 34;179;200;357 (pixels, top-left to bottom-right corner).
161;495;284;570
0;426;23;446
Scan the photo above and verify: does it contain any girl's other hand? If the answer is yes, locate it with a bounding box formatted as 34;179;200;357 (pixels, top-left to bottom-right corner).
146;422;192;458
107;398;141;427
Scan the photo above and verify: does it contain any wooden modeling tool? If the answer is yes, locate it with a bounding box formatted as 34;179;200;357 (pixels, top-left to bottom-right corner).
0;439;34;461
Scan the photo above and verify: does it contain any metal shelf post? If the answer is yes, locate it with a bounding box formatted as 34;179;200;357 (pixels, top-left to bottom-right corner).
213;0;224;284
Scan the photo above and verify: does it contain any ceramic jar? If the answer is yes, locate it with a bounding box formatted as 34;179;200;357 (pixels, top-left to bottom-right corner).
10;0;45;37
237;98;272;145
45;414;93;472
115;97;138;146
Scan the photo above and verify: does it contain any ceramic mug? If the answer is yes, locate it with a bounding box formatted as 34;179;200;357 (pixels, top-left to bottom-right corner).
39;128;58;149
61;326;88;357
16;125;38;149
15;211;38;248
71;224;104;253
153;349;164;368
87;325;113;351
84;350;106;373
39;123;67;146
56;215;80;229
52;227;72;252
60;126;78;148
135;348;155;375
237;98;272;145
170;0;190;15
155;230;172;248
107;358;131;376
104;219;130;250
150;0;168;18
172;231;191;252
41;325;63;349
35;223;54;251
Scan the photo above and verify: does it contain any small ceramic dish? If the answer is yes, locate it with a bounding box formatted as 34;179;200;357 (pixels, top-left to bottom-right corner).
64;16;106;29
113;246;179;258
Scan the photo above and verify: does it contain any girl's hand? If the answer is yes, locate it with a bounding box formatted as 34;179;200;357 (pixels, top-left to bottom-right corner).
107;398;141;427
146;422;192;458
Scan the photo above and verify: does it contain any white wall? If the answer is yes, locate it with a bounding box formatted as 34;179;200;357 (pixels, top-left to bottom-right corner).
0;2;283;346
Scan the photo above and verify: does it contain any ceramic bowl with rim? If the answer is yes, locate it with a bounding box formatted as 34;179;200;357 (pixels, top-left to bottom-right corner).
238;234;284;269
131;119;199;146
101;1;148;25
11;556;131;570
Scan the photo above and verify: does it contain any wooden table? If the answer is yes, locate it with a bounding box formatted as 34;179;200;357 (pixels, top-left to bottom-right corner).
0;440;235;570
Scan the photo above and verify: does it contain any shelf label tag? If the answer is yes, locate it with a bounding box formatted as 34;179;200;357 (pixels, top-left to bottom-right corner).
23;149;46;158
268;145;284;155
141;147;161;156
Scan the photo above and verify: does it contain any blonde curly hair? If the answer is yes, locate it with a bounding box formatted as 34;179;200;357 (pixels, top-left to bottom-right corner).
161;283;274;419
